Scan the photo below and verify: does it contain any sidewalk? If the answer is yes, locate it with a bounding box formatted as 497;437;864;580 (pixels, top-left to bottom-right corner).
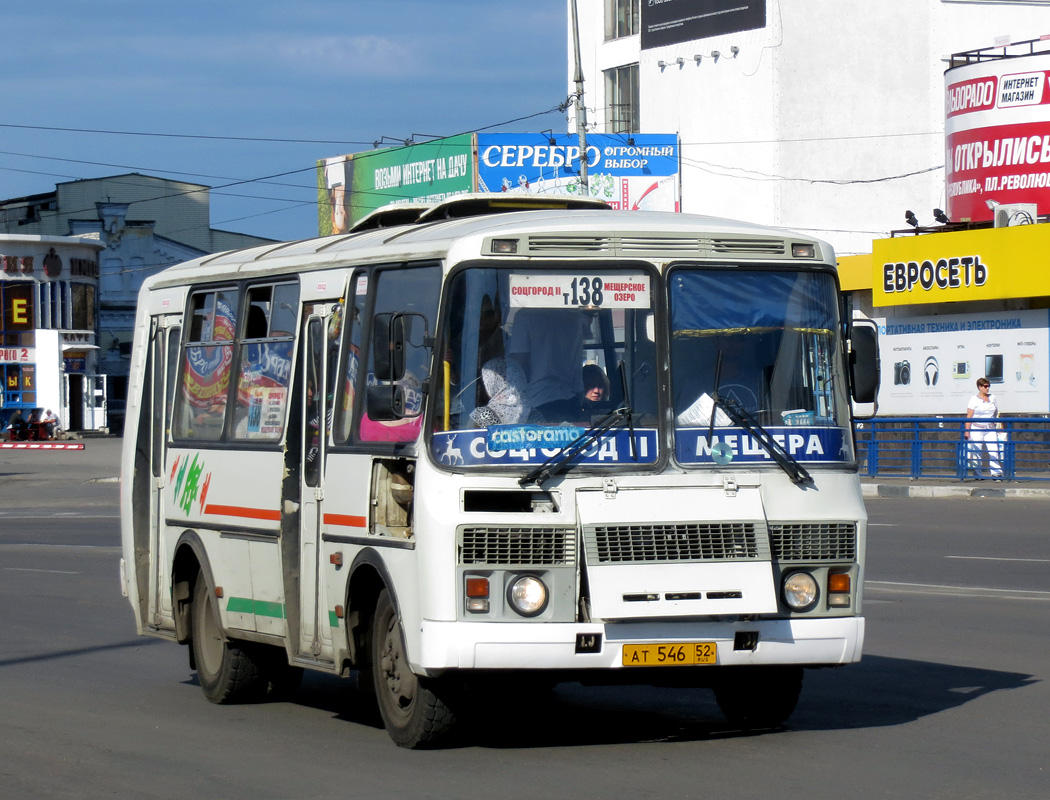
861;474;1050;499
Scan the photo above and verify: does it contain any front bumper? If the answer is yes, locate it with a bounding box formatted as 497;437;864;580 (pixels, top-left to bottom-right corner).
417;616;864;672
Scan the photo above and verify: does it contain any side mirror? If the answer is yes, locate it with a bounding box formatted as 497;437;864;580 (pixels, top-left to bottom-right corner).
367;384;407;421
849;318;880;417
372;313;406;382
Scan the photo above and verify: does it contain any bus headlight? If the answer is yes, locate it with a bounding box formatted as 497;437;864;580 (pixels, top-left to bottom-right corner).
782;572;819;611
507;575;549;617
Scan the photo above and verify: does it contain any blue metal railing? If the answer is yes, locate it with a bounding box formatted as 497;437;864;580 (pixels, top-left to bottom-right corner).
855;416;1050;481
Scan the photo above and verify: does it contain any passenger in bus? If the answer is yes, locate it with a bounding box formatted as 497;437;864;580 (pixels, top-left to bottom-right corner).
469;358;531;427
583;364;609;402
581;363;610;418
508;308;590;422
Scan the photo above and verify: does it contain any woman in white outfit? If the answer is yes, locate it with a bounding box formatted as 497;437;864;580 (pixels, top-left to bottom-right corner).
965;377;1003;479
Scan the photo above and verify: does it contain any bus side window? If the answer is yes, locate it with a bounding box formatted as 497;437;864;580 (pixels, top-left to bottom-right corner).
359;265;442;443
334;273;368;444
172;288;238;440
231;281;298;440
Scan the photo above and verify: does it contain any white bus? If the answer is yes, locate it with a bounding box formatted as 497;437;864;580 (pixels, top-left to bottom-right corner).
120;195;879;748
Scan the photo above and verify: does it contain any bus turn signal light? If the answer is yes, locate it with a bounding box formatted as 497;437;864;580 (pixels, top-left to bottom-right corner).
828;572;851;607
466;577;490;613
828;573;851;593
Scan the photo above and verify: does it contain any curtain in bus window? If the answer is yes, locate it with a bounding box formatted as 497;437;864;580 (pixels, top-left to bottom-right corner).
232;283;298;441
233;341;294;439
670;270;835;334
174;290;237;440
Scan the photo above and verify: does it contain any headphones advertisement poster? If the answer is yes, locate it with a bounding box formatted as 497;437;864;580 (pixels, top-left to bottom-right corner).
870;308;1049;415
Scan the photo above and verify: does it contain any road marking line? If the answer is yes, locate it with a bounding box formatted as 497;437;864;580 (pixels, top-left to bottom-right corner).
867;580;1050;600
0;514;119;519
946;555;1050;563
4;567;79;574
0;543;119;551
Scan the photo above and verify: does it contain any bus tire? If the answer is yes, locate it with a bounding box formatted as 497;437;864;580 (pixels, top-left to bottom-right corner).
191;576;267;704
713;665;803;729
371;588;458;748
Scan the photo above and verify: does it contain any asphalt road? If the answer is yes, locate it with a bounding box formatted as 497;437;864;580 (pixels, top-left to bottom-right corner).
1;443;1047;799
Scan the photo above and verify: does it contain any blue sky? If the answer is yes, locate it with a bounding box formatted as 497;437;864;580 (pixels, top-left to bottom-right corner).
0;1;569;242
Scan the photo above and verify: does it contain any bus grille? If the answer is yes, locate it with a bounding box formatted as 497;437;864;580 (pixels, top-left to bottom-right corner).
585;522;763;564
708;237;786;255
524;235;788;258
769;522;857;561
458;526;576;566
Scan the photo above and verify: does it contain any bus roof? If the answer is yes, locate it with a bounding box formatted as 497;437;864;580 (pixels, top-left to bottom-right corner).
142;203;834;291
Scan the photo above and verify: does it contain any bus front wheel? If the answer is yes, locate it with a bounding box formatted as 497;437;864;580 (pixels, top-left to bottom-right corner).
713;665;804;729
191;576;267;704
371;588;458;748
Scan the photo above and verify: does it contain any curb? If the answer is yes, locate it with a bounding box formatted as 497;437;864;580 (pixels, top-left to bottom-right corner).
862;483;1050;499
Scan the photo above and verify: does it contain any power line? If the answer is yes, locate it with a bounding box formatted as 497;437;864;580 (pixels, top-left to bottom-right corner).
0;121;373;146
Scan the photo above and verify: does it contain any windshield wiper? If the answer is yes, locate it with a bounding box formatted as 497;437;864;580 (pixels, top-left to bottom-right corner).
519;363;636;487
708;351;813;487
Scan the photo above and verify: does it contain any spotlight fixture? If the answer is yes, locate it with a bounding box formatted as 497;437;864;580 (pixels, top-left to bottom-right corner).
905;210;919;228
693;54;703;63
658;59;667;68
933;208;950;224
710;50;721;61
676;56;685;66
730;45;740;57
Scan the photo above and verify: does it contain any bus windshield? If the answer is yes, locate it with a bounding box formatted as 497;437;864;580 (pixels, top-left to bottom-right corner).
669;267;854;467
431;265;659;468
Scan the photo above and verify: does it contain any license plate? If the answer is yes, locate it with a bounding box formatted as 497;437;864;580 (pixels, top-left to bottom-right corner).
622;642;717;667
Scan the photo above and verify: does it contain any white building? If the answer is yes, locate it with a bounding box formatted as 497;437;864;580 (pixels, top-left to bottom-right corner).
569;0;1048;256
0;234;106;432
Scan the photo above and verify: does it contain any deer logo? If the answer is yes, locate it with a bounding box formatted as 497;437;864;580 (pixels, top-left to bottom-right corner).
439;436;464;466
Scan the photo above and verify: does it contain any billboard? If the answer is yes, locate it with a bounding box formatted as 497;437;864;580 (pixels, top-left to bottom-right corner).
349;134;474;225
873;308;1050;415
944;51;1050;223
641;1;766;50
871;224;1050;307
476;133;680;211
318;155;353;235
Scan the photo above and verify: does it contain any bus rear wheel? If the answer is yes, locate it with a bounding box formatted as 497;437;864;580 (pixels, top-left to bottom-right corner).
713;665;804;729
371;588;458;748
191;576;268;704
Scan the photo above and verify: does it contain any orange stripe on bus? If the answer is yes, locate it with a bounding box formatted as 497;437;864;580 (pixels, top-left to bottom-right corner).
204;504;281;521
324;513;368;528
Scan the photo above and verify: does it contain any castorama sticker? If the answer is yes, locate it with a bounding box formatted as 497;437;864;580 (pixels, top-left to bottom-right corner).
944;49;1050;223
476;133;680;212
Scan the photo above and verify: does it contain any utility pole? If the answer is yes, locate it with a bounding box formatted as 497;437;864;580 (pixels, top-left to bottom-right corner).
570;0;589;192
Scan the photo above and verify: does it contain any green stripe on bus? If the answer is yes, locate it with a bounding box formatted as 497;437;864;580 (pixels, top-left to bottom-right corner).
226;597;286;619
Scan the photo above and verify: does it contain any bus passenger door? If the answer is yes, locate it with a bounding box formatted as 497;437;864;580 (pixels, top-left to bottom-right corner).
298;313;333;660
149;317;181;628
